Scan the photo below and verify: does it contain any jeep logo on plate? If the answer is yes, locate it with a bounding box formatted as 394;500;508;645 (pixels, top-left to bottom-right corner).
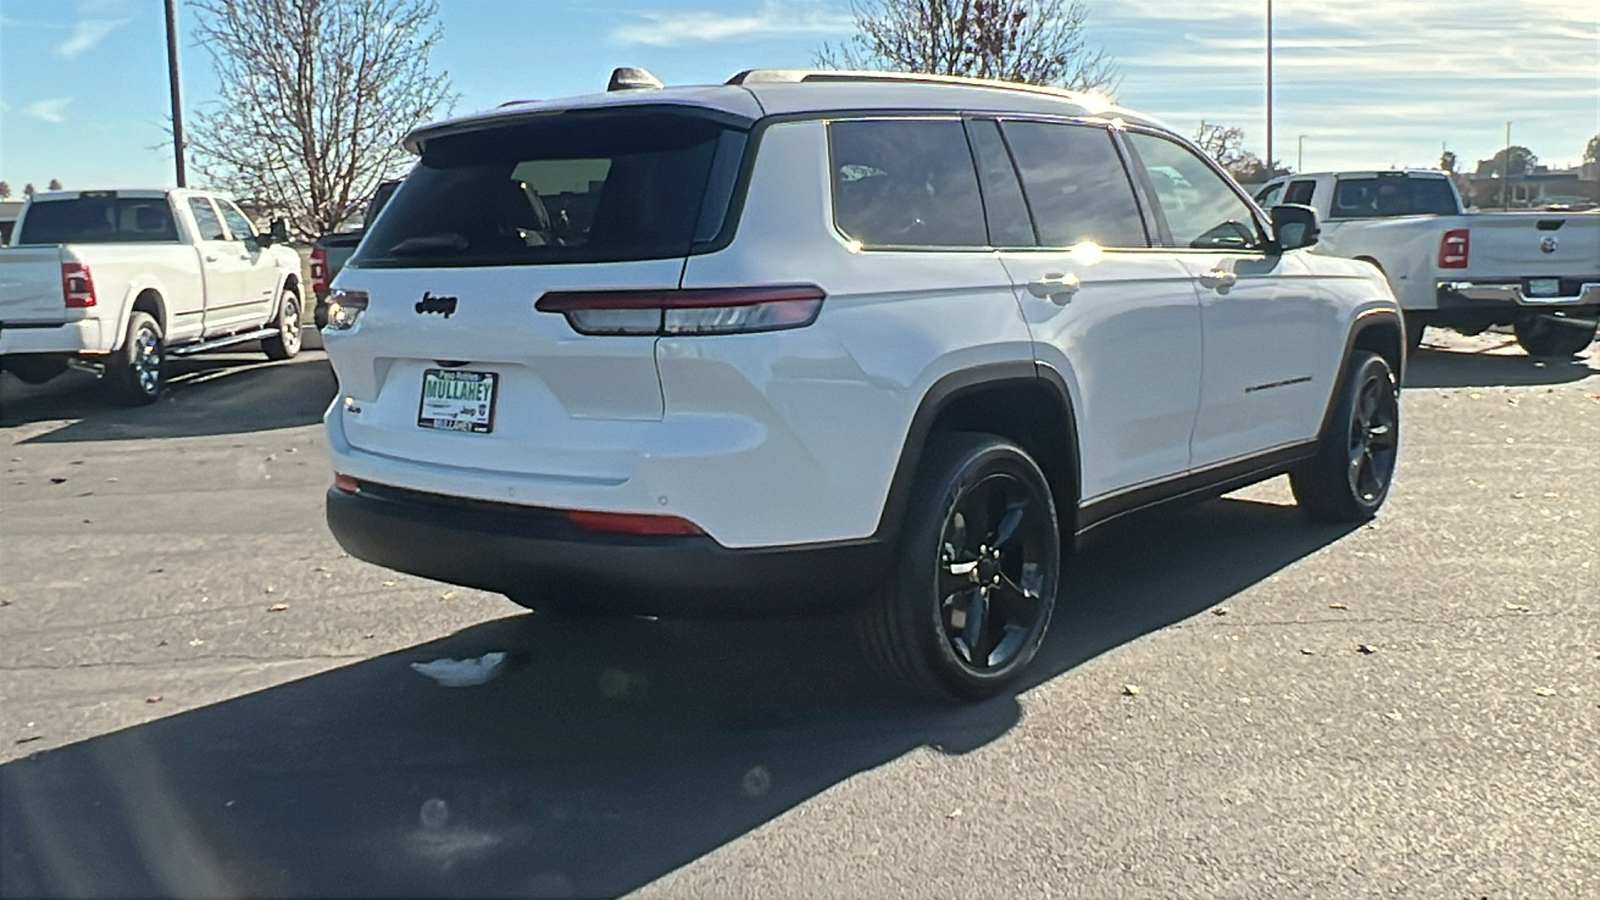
1539;236;1558;254
415;292;458;317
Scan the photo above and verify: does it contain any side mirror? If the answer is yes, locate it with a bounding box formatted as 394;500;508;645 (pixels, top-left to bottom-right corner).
1270;204;1319;252
269;218;289;245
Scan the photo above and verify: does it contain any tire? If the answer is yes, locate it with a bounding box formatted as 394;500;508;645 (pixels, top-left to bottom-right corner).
1514;312;1597;358
1290;351;1399;522
262;285;303;361
857;433;1061;702
105;312;165;406
3;356;68;385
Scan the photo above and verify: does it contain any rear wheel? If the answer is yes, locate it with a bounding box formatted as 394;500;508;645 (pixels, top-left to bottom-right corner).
1514;311;1597;358
858;433;1060;702
106;312;164;406
262;286;303;360
1290;351;1399;522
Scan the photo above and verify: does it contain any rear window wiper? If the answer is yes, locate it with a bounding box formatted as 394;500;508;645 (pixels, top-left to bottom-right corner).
388;233;469;256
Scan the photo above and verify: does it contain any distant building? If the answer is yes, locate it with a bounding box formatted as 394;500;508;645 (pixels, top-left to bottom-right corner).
1466;161;1599;211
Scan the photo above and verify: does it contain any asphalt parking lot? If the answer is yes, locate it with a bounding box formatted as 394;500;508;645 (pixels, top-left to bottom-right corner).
1;333;1596;898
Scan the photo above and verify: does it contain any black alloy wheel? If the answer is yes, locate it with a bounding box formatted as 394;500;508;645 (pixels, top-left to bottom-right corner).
860;433;1061;701
1291;351;1399;522
1514;311;1598;359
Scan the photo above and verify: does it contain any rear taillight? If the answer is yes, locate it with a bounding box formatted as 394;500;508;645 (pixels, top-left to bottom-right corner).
566;509;704;536
1438;229;1470;269
324;288;369;330
61;262;96;308
310;247;328;295
535;285;825;336
333;473;360;494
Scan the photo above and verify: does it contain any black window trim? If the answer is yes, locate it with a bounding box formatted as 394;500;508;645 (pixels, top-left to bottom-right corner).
1116;125;1274;254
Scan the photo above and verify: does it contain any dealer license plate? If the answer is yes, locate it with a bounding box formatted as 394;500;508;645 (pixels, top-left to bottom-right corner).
417;369;497;433
1527;278;1560;298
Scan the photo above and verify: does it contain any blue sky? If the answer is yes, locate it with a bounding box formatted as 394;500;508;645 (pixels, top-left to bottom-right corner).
1;0;1596;191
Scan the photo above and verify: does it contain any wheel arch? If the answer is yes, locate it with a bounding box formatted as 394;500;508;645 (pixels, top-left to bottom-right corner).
1316;308;1404;443
113;285;169;349
874;362;1082;546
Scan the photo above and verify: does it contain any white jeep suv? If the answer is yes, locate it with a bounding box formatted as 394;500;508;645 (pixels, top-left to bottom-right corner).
322;69;1404;701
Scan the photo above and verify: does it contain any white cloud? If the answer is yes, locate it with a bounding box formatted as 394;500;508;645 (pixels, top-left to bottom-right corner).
24;97;73;124
612;2;851;47
58;0;134;59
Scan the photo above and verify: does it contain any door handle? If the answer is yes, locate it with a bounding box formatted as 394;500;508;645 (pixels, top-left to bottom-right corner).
1199;269;1238;290
204;254;219;262
1027;272;1081;304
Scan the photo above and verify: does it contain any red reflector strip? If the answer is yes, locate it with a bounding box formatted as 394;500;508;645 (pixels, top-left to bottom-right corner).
333;473;361;494
566;509;704;536
536;285;824;312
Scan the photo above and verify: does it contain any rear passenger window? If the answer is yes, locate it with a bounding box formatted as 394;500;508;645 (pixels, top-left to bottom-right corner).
1125;132;1263;250
999;121;1148;249
1255;182;1285;208
187;198;227;242
1284;180;1316;205
966;120;1036;247
828;119;987;248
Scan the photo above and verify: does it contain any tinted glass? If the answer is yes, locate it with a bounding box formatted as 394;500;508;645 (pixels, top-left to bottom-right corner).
1331;176;1457;217
1255;182;1286;208
1126;132;1262;250
1000;121;1147;248
966;119;1035;247
16;196;180;245
1284;180;1316;205
217;201;255;241
187;198;227;241
354;112;740;267
829;119;986;248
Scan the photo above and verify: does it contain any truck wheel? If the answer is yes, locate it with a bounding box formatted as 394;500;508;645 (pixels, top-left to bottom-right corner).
262;286;303;361
106;312;165;406
1514;312;1597;358
1290;351;1398;522
858;433;1060;702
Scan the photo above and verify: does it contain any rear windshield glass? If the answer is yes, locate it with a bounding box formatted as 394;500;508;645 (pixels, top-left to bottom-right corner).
352;111;746;268
17;196;180;245
1331;177;1457;217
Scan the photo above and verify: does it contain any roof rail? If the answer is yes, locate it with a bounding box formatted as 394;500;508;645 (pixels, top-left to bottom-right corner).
724;68;1112;110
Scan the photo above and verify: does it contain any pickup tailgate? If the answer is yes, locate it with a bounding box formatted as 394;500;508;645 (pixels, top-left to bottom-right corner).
0;246;66;324
1460;214;1600;282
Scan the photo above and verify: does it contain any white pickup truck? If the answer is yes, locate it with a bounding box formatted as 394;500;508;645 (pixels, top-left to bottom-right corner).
1253;170;1599;357
0;189;305;403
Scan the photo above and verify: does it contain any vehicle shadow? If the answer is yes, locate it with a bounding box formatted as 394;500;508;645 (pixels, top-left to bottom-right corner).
1;348;335;442
1404;341;1598;389
0;496;1355;899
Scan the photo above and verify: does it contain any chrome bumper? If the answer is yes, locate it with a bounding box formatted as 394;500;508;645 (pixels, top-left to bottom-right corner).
1437;281;1600;307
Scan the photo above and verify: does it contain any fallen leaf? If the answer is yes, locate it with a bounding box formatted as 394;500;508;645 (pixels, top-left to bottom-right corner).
439;590;457;601
1542;492;1559;499
188;638;204;647
1505;603;1530;612
145;696;162;704
267;603;289;612
1532;687;1556;697
1468;392;1482;399
1356;644;1377;654
1328;602;1348;610
946;808;962;819
1122;684;1141;696
382;580;397;587
49;477;67;484
1299;648;1316;655
1211;606;1230;616
15;735;42;745
264;586;276;594
1510;492;1526;499
1383;710;1402;722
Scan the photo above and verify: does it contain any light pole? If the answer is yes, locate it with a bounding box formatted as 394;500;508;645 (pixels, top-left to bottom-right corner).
1298;134;1305;172
1260;0;1273;171
164;0;187;188
1503;121;1512;211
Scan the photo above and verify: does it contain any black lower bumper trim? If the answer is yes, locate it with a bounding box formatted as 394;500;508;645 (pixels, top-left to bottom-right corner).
325;483;891;617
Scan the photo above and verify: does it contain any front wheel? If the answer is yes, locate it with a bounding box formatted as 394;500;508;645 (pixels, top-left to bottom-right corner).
262;286;303;361
858;433;1061;702
1514;312;1597;358
1290;351;1399;522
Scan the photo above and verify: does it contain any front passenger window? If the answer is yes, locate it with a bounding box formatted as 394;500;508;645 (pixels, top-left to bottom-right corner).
1126;132;1263;250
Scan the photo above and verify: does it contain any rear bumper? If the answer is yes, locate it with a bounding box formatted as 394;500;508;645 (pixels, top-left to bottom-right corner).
1437;279;1600;307
0;319;105;356
325;481;891;617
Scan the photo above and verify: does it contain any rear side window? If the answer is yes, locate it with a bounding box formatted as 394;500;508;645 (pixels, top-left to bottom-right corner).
966;119;1036;247
1332;176;1456;217
353;111;745;267
16;196;180;245
999;121;1148;249
1284;179;1316;205
1125;132;1263;250
1255;182;1286;208
828;119;987;248
188;198;228;241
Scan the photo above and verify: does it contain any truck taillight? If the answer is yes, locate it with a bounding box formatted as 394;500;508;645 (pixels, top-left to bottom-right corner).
535;285;825;336
310;246;328;295
61;262;97;308
1438;229;1470;269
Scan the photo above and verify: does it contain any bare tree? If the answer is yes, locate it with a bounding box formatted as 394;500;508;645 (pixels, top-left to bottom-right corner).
47;178;62;191
0;182;11;200
1192;121;1287;185
1583;134;1598;165
188;0;454;238
23;183;35;197
1439;150;1458;173
818;0;1118;93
